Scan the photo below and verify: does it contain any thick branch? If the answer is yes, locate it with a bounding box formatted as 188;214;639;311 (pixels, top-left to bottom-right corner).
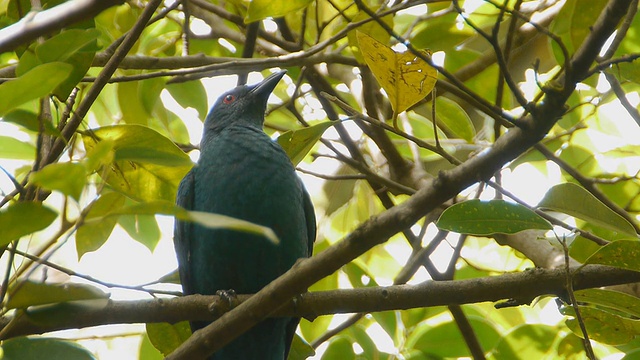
0;0;124;54
1;265;637;340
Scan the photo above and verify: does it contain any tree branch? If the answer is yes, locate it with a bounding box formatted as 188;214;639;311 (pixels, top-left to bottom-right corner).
1;265;638;340
0;0;124;54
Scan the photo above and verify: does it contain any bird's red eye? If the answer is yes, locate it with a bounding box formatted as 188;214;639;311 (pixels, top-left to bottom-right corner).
223;94;236;104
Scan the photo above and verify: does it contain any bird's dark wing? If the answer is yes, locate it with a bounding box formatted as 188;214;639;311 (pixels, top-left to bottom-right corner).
174;169;195;295
283;180;317;359
302;183;316;257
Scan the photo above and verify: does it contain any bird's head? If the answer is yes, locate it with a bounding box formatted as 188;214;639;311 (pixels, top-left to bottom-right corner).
203;70;286;133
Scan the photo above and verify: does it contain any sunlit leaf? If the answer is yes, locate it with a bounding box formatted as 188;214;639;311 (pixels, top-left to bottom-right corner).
0;62;72;116
30;162;86;201
277;121;336;166
118;213;161;252
84;138;115;172
321;335;355;360
34;28;100;63
347;9;394;64
433;97;475;143
406;316;500;358
287;334;315;360
84;125;192;167
139;77;167;116
550;0;609;64
155;269;181;285
82;199;280;246
246;0;312;23
356;31;437;125
117;81;151;125
82;125;192;202
166;80;208;118
436;199;552;235
6;281;108;310
584;240;640;272
187;211;280;245
138;332;164;360
3;109;61;136
538;183;637;237
14;28;100;100
575;289;640;318
0;202;57;245
146;322;191;356
0;337;95;360
492;324;558;358
565;306;640;345
0;135;36;160
556;332;585;359
76;192;126;258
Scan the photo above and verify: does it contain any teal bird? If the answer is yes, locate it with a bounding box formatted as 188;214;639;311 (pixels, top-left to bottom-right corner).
174;71;315;359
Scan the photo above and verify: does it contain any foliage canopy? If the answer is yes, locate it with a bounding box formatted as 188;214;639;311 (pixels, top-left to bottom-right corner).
0;0;640;359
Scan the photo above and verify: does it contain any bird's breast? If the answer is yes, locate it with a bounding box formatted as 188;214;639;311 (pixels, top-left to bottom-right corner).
190;127;308;294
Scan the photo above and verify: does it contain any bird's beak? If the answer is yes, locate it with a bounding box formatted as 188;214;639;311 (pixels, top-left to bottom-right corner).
249;70;287;99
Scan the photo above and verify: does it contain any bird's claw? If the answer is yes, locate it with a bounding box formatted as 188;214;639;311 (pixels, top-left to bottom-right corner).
210;289;237;317
216;289;237;307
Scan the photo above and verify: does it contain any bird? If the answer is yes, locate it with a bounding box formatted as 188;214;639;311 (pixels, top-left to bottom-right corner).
174;70;316;360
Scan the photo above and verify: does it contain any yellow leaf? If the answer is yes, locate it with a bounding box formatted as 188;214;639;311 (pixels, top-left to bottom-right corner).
347;10;394;64
356;31;437;127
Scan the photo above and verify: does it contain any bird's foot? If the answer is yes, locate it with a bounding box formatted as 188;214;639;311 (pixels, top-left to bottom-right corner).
216;289;237;305
211;289;237;316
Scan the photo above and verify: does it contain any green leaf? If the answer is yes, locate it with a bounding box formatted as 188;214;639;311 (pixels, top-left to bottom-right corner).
565;306;640;345
0;202;57;245
287;333;315;360
117;81;151;125
139;77;167;116
406;316;500;358
277;121;336;166
84;125;192;166
0;135;36;160
0;62;73;116
550;0;609;65
84;138;115;172
82;125;192;202
166;80;208;118
537;183;637;237
76;192;126;258
436;199;552;235
13;28;101;100
556;332;585;359
146;322;191;356
3;109;61;136
30;162;86;201
155;269;181;285
492;324;558;359
186;211;280;245
321;335;355;360
246;0;312;23
411;12;474;51
347;9;394;64
575;289;640;318
34;28;100;63
433;97;475;143
118;213;161;252
6;281;108;310
584;240;640;272
138;332;164;360
0;337;95;360
83;199;280;246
